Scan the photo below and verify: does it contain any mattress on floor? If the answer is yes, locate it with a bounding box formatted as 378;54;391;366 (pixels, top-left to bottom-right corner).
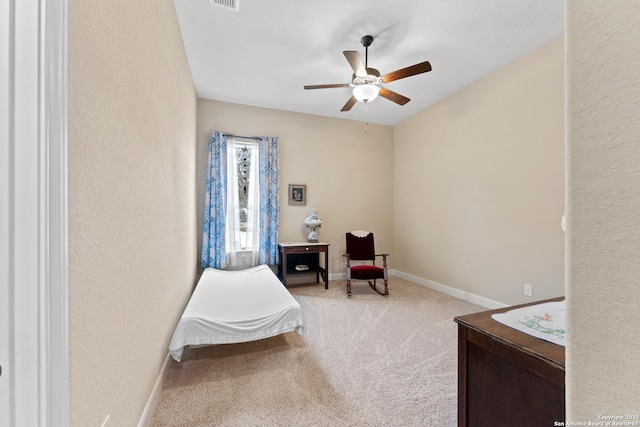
169;264;306;362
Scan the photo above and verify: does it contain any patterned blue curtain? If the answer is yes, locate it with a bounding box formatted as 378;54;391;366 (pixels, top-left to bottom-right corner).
201;131;228;269
257;137;280;265
201;132;280;269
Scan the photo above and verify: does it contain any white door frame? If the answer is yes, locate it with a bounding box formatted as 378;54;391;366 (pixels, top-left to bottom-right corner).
1;1;13;425
1;0;69;425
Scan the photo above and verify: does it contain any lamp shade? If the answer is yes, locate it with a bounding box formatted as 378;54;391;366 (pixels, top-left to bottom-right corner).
353;84;380;103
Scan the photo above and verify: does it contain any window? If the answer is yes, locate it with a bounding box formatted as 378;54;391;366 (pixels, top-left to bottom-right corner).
225;139;260;267
236;146;251;240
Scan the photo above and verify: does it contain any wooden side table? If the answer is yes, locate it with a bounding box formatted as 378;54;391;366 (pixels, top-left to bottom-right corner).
454;297;565;427
277;242;329;289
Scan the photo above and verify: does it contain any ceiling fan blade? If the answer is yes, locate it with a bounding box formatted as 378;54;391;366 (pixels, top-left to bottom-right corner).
343;51;367;77
379;88;410;105
381;61;432;83
341;96;357;112
304;83;350;90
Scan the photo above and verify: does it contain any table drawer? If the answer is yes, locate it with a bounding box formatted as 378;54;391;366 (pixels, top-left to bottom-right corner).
291;245;323;253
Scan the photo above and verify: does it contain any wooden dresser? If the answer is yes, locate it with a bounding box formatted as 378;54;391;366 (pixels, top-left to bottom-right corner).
454;297;565;427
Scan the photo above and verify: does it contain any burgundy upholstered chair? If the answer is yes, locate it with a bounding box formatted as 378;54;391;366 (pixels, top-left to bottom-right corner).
343;231;389;297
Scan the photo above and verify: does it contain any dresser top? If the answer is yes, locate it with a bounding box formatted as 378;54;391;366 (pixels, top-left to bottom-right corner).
455;297;565;370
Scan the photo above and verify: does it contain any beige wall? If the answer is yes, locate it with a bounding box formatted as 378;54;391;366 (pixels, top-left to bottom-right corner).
393;37;565;306
566;1;640;419
68;0;197;425
196;100;394;275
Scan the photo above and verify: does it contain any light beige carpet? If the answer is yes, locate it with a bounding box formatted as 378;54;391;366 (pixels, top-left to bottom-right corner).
149;277;484;427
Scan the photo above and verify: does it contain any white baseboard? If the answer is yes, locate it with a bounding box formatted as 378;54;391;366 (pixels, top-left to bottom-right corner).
138;353;172;427
328;272;345;281
329;268;506;309
390;269;507;309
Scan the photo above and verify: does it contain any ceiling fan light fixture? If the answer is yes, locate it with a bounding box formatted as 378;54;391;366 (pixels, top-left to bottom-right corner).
353;84;380;103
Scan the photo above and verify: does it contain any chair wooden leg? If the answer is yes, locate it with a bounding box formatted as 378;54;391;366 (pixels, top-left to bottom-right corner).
347;279;352;297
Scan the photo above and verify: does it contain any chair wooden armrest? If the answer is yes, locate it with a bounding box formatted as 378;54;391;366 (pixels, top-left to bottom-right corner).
375;253;388;268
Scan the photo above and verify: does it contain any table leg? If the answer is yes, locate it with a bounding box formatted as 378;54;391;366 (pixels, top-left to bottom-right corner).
324;249;329;289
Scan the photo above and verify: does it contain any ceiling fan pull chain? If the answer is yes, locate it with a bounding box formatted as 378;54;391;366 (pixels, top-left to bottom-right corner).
364;102;369;132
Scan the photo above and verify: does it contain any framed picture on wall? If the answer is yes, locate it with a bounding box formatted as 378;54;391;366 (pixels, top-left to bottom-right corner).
288;184;306;206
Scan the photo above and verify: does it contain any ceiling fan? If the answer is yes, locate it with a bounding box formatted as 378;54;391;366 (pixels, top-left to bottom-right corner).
304;35;432;112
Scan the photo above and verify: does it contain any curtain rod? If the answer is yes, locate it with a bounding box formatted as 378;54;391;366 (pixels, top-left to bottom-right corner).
223;133;262;141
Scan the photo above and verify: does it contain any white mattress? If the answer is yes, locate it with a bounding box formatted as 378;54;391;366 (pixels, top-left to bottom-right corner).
169;264;306;362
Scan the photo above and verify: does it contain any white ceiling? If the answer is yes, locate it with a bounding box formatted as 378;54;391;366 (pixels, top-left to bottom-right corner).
173;0;564;126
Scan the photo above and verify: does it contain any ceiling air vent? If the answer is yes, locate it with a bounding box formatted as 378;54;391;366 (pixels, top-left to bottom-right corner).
209;0;239;12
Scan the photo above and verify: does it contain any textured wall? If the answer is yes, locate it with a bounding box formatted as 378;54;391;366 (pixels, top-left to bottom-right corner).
393;37;565;306
68;0;197;425
566;1;640;420
196;99;394;276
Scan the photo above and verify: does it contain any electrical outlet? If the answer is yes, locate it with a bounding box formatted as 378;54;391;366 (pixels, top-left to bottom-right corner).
524;284;533;297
